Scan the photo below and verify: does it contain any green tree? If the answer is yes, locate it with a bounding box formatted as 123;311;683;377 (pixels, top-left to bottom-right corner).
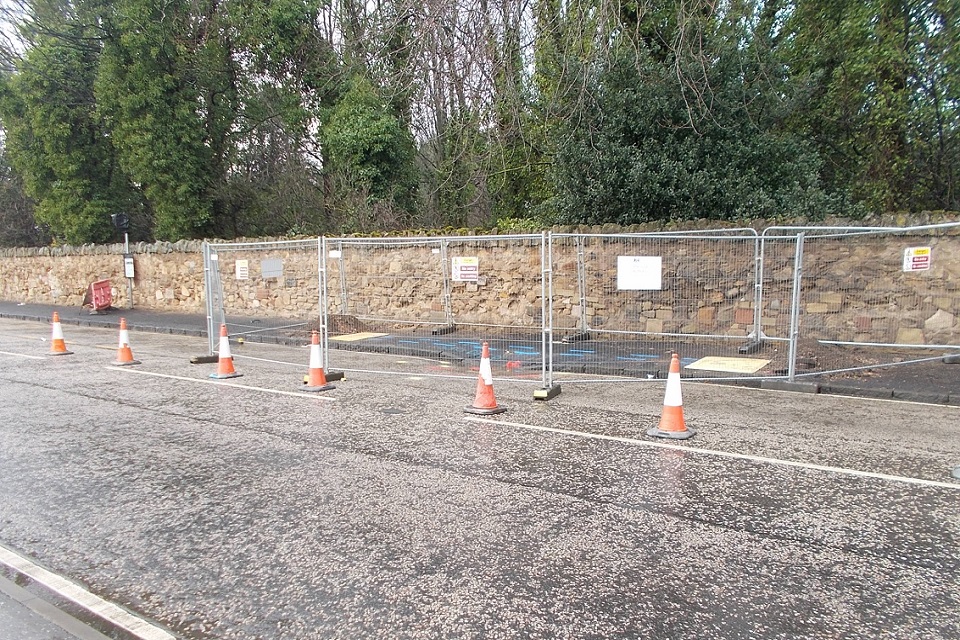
0;147;48;247
322;75;417;231
784;0;958;212
95;0;237;240
0;8;136;244
549;1;837;225
227;0;343;236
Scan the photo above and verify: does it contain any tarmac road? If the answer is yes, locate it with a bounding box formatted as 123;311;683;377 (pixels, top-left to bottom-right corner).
0;317;958;639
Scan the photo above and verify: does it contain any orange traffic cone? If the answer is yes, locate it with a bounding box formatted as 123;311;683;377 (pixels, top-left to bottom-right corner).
210;324;242;379
48;312;73;356
465;342;506;415
647;353;696;439
113;318;141;366
302;330;335;391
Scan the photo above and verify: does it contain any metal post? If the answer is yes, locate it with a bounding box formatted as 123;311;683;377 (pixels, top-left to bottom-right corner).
318;236;328;369
202;242;216;356
575;235;589;335
337;239;348;312
441;239;453;328
787;232;806;382
534;231;561;400
124;232;134;310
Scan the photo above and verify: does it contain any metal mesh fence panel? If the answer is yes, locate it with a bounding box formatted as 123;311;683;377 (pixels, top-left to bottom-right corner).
323;234;549;386
200;224;960;390
550;230;770;382
764;223;960;378
203;239;322;354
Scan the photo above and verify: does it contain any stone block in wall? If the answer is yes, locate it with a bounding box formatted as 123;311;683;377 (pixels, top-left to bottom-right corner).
896;327;925;344
734;308;754;324
854;316;872;332
924;309;955;332
655;308;673;320
820;292;843;312
697;307;717;323
933;297;957;312
646;318;664;333
806;302;831;314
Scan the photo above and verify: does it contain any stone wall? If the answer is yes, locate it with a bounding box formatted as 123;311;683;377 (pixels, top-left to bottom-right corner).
0;241;206;311
2;220;959;345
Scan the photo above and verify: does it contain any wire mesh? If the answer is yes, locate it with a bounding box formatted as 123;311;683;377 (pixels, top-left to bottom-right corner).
323;234;548;385
199;224;960;390
550;230;769;382
764;223;960;378
203;239;322;354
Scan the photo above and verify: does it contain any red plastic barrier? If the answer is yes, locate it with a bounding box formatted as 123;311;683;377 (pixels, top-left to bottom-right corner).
89;279;112;312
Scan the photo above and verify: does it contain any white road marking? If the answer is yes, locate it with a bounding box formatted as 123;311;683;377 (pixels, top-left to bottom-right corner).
0;350;45;360
107;367;336;401
464;417;960;490
0;544;175;640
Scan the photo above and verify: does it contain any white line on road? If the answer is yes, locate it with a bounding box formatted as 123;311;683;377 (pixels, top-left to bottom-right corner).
107;367;336;401
464;416;960;490
0;544;175;640
0;350;46;360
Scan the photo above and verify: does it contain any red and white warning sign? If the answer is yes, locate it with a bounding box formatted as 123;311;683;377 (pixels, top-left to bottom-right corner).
452;256;479;282
902;247;931;272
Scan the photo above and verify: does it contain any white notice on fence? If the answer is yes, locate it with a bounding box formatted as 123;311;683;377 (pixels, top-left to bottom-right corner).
235;259;249;280
617;256;662;290
452;257;479;282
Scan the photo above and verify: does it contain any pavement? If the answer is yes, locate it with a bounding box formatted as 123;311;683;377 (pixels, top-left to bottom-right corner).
0;573;110;640
1;299;959;405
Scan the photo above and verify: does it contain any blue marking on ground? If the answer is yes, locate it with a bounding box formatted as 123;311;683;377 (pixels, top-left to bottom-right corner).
567;349;596;354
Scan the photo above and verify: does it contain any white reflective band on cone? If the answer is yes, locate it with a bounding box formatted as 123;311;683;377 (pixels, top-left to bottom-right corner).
479;357;493;386
219;336;231;359
663;373;683;407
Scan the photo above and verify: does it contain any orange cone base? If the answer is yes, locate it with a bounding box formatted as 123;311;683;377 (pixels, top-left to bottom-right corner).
210;371;242;379
304;382;335;392
464;404;507;415
646;425;697;440
113;358;141;366
48;349;74;356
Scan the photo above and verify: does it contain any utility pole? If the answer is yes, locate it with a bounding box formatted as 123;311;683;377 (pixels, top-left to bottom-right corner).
111;213;134;310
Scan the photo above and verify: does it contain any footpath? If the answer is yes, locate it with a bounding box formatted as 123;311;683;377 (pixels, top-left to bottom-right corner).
1;299;959;405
